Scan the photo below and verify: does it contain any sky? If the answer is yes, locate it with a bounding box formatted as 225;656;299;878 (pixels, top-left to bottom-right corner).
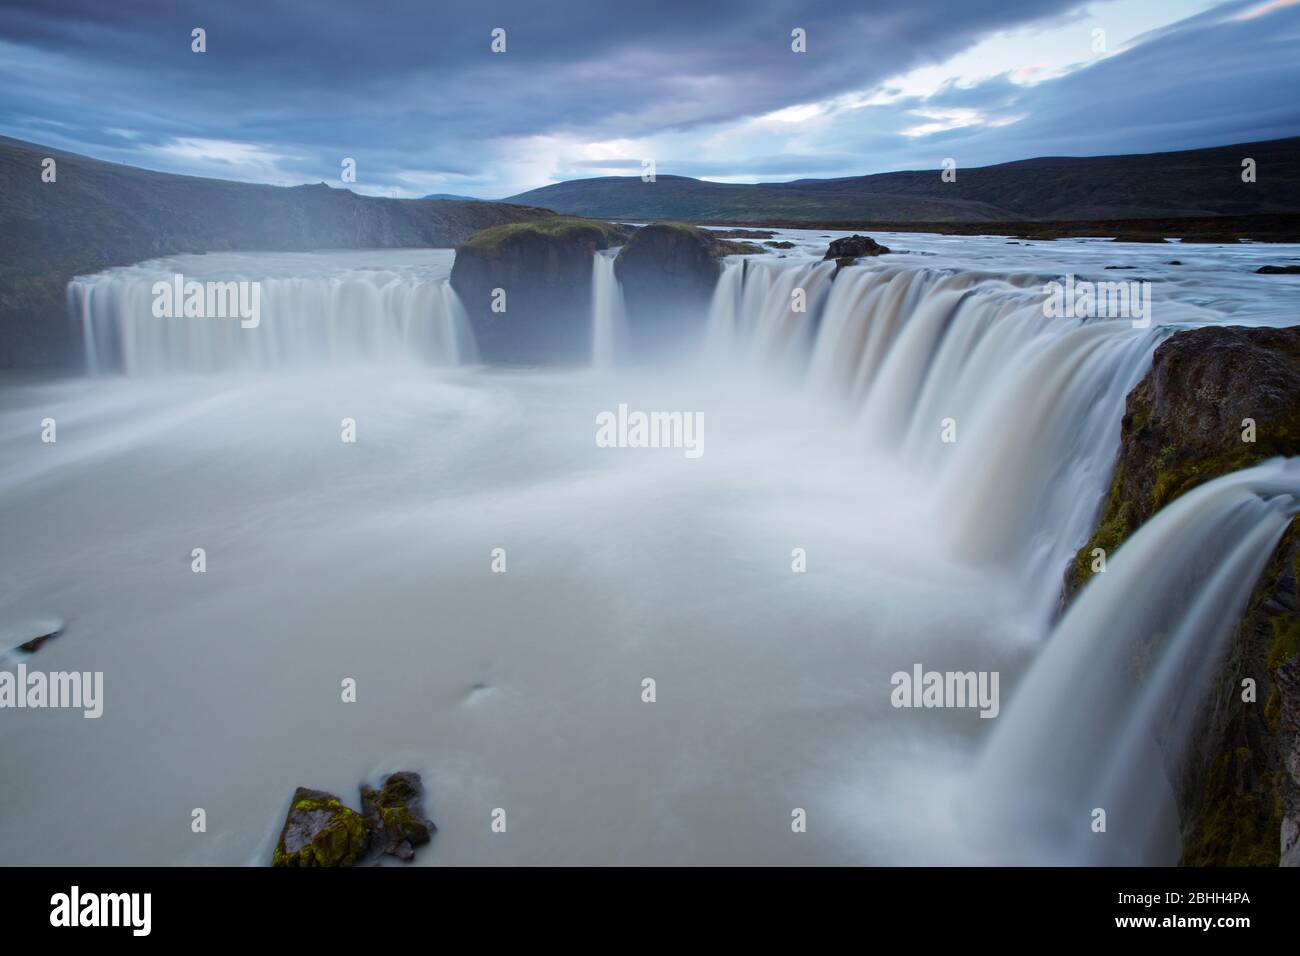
0;0;1297;198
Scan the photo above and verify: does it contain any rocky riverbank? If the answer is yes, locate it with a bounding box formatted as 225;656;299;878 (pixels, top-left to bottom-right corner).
1064;325;1300;865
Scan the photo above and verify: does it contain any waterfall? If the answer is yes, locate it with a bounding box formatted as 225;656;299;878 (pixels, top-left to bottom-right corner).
972;458;1300;864
591;248;628;369
705;257;835;376
70;254;477;374
708;258;1164;619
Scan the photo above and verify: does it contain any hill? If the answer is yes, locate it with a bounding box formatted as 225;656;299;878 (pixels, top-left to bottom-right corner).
506;138;1300;223
0;136;554;368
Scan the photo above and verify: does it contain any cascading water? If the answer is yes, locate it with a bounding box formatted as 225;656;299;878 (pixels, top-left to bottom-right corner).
8;232;1298;865
591;248;628;369
971;458;1300;864
70;250;476;374
705;257;836;375
707;257;1166;623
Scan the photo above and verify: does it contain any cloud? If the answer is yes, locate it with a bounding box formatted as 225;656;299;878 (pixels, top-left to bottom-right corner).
0;0;1295;196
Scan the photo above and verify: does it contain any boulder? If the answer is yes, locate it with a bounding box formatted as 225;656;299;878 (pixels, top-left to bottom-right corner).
360;771;435;862
272;787;371;868
272;772;436;867
1063;325;1300;866
1257;265;1300;275
614;222;759;359
1;617;64;656
1065;325;1300;601
449;217;631;363
821;234;891;261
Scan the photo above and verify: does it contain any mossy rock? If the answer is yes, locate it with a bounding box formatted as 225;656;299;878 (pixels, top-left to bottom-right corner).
272;787;371;868
1058;325;1300;867
458;217;630;258
271;772;436;867
450;217;633;363
360;771;435;862
1065;326;1300;600
613;222;756;358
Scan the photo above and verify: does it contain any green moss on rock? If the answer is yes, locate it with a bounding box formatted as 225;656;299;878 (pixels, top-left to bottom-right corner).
460;217;630;257
272;788;370;868
1065;326;1300;599
271;772;436;867
1060;325;1300;868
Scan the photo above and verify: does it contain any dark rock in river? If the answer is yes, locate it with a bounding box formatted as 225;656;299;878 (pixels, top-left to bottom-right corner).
361;771;435;862
1257;265;1300;275
272;787;371;867
1063;325;1300;866
449;217;631;364
614;222;759;360
2;617;64;656
764;240;795;249
272;771;436;866
821;234;891;261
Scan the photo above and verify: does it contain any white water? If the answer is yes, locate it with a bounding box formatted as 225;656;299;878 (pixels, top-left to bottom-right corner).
708;259;1163;621
974;458;1300;864
71;250;476;374
591;249;628;369
2;233;1298;865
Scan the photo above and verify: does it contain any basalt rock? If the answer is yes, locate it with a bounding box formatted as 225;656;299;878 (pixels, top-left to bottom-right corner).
821;234;891;261
1063;324;1300;866
450;217;631;364
272;771;436;867
1065;326;1300;602
360;771;435;862
272;787;371;868
2;617;65;656
614;222;760;360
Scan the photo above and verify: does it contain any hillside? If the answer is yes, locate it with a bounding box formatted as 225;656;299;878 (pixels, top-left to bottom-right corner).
506;138;1300;223
0;137;554;368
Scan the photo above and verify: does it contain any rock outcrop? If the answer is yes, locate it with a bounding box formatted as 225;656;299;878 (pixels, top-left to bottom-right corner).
360;771;435;862
822;234;891;262
449;217;632;364
272;787;371;868
272;771;436;867
1064;325;1300;866
614;222;760;359
1;617;64;656
822;234;892;275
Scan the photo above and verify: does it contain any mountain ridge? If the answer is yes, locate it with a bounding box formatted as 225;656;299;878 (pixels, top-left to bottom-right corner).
505;138;1300;223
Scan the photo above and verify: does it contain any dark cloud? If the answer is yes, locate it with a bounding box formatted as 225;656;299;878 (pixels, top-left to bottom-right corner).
0;0;1295;195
